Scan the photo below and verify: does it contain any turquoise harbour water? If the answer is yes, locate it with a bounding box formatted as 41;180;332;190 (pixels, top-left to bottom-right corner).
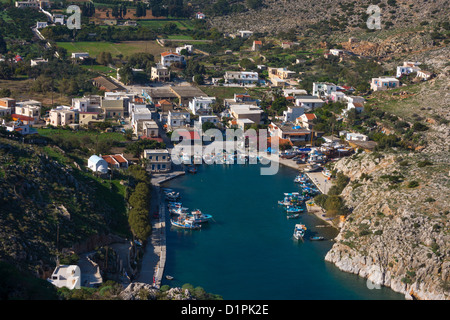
162;163;404;300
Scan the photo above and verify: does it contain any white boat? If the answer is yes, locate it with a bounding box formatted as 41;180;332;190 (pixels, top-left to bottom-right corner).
322;169;332;178
170;207;189;215
293;224;307;240
170;216;201;229
304;164;320;172
190;209;213;223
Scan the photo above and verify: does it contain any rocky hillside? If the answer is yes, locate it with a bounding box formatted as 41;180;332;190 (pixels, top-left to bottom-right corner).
0;137;128;279
206;0;450;35
324;67;449;299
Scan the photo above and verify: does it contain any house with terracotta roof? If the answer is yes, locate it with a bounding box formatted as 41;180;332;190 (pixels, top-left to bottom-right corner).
252;40;262;51
269;121;314;145
11;114;36;125
161;51;185;67
297;113;316;129
2;118;32;135
102;154;128;170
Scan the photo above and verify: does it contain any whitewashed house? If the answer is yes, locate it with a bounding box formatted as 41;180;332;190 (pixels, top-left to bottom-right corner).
198;115;220;127
88;155;109;174
370;77;400;91
330;91;346;103
175;45;193;55
313;82;337;98
345;132;368;141
167;110;190;130
161;52;185;67
189;97;216;115
239;30;253;38
36;21;48;29
295;96;324;110
224;71;259;85
396;61;421;78
72;52;89;60
416;70;433;80
47;265;81;290
329;49;344;56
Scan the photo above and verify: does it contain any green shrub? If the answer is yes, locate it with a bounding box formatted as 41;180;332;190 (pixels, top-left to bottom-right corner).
407;181;419;188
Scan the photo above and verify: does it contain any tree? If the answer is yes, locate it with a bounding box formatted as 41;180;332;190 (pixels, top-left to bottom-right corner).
246;0;263;10
0;35;7;55
193;74;204;85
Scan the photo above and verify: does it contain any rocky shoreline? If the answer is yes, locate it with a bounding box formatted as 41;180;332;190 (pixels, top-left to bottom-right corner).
323;152;449;300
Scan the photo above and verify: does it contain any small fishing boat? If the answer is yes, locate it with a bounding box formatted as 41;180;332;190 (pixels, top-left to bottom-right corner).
286;206;303;213
310;236;325;241
170;217;201;230
287;214;300;219
169;207;190;215
322;169;332;178
304;164;321;172
190;209;213;223
293;224;307;240
165;191;181;201
167;202;183;208
165;275;174;280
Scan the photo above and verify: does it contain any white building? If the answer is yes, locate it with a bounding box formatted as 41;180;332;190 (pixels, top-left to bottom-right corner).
47;265;81;290
30;58;48;67
36;21;48;29
224;71;259;85
416;70;433;80
167;110;190;130
370;77;400;91
143;149;171;173
189;97;216;115
175;44;193;55
53;14;65;25
14;103;41;122
131;106;153;135
329;49;344;56
396;61;421;78
161;52;185;67
150;63;170;82
47;108;76;127
198;115;219;126
72;52;90;60
283;88;308;98
312;82;337;98
239;30;253;38
295;96;324;110
345;132;368;141
330;91;346;102
88;155;109;174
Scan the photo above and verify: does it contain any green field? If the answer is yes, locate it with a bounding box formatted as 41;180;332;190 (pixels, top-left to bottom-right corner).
57;40;167;58
137;19;195;30
38;127;127;143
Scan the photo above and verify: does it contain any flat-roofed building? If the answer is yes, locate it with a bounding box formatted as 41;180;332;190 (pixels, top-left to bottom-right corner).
47;265;81;290
143;149;172;173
